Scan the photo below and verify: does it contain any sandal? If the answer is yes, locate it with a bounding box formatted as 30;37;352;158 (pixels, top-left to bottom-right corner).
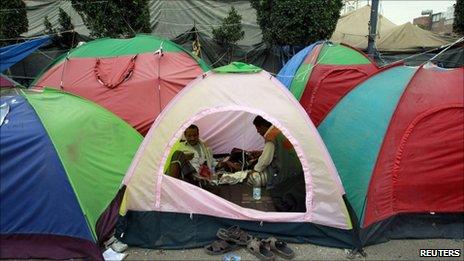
246;237;275;261
204;239;239;255
217;225;253;246
262;237;295;259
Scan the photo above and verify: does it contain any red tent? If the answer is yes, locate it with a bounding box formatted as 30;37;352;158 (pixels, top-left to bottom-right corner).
34;35;209;135
317;63;463;244
278;42;379;126
0;74;20;88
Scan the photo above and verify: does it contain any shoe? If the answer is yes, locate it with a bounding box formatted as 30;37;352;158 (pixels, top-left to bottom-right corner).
247;237;275;261
204;239;240;255
104;235;117;248
111;239;128;253
262;237;295;259
217;225;253;246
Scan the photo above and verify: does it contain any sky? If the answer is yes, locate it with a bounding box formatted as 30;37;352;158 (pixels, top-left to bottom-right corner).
354;0;457;25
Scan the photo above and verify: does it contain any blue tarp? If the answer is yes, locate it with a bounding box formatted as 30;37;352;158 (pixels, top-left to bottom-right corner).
0;36;51;73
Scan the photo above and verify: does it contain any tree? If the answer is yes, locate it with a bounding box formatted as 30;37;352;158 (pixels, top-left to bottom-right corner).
212;6;245;63
212;6;245;46
42;9;77;47
58;7;74;33
71;0;151;38
0;0;28;42
250;0;343;46
58;7;77;46
454;0;463;35
43;16;56;35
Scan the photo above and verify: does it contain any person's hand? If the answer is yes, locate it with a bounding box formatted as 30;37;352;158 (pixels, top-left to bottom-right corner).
248;158;258;167
247;171;259;187
250;150;262;158
215;161;229;171
223;161;240;172
184;152;194;161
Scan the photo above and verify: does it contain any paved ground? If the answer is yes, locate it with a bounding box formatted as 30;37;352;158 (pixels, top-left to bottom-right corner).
125;239;463;260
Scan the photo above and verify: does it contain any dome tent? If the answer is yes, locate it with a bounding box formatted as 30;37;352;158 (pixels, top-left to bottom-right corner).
277;41;379;126
329;5;455;53
119;62;358;249
377;22;455;53
0;74;22;88
0;89;142;260
318;63;464;245
33;34;210;135
330;5;397;50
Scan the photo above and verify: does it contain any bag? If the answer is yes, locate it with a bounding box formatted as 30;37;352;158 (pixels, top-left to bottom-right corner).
229;148;252;170
199;162;212;179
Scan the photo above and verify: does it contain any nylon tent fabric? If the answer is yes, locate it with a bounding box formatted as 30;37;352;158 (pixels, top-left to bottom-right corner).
318;65;416;222
0;36;51;72
33;34;209;135
363;64;464;227
0;89;143;260
278;41;379;127
277;43;318;88
213;61;262;73
0;74;22;88
119;63;357;250
317;63;464;245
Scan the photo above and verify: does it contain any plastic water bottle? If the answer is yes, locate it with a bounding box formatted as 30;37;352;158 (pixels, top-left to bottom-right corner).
252;186;261;200
223;252;241;261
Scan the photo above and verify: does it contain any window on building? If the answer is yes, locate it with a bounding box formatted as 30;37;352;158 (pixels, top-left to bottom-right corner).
432;14;442;22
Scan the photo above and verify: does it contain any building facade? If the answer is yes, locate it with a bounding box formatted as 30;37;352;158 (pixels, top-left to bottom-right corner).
413;5;455;35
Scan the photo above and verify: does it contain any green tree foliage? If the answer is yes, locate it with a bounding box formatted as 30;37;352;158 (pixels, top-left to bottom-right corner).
43;16;56;35
42;9;77;48
58;7;77;46
0;0;28;41
71;0;151;38
212;6;245;46
250;0;343;46
58;7;74;33
212;6;245;63
454;0;463;35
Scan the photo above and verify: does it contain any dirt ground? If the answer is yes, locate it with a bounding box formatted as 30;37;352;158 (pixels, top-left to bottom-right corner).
125;238;463;260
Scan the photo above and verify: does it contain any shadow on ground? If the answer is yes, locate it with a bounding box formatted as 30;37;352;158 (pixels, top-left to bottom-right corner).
125;239;463;260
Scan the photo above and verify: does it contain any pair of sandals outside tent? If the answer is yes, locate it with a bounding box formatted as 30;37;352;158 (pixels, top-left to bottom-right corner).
205;225;295;260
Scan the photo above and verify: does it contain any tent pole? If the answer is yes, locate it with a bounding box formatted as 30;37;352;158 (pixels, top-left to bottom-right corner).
157;42;164;114
367;0;379;58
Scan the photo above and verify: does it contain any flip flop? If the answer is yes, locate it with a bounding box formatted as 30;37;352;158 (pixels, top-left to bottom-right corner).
217;225;253;246
204;239;239;255
246;237;275;261
262;237;295;259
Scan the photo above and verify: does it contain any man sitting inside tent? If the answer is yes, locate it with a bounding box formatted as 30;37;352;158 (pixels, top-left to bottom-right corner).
167;124;240;184
249;116;306;212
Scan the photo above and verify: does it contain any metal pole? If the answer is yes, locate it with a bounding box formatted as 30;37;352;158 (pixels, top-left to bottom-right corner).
367;0;379;58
